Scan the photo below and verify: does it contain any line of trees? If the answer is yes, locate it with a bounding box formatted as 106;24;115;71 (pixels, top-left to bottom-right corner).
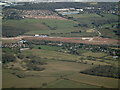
10;2;118;12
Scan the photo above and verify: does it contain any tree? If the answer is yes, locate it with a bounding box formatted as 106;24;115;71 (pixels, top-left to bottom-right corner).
42;83;47;86
17;54;24;59
38;47;41;49
2;53;16;64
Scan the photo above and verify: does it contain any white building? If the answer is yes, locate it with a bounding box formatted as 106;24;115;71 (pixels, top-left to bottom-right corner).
0;2;7;6
76;9;83;11
58;43;62;46
81;37;93;41
55;8;70;12
85;7;95;10
39;35;48;37
35;34;39;37
69;8;75;10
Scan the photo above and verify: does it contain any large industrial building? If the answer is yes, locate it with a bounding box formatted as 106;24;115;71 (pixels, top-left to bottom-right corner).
55;8;83;15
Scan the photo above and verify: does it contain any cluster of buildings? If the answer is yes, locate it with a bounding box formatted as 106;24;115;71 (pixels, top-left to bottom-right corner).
55;6;118;15
21;10;58;17
0;1;11;7
2;9;60;19
55;8;83;15
0;1;24;8
84;6;118;14
3;9;60;19
2;4;118;19
85;7;95;10
2;9;21;17
2;40;27;48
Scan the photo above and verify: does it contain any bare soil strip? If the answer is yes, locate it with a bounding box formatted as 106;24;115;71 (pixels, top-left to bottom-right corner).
2;36;118;45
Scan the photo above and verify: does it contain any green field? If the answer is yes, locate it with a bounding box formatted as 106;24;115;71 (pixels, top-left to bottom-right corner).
45;80;99;88
2;18;100;37
101;22;118;28
3;69;57;88
3;59;118;88
33;45;62;51
98;28;118;39
64;73;119;88
66;13;118;39
68;14;101;19
3;60;94;88
3;13;118;38
21;49;79;61
67;14;118;25
20;48;110;65
3;19;78;35
2;40;19;44
82;51;107;57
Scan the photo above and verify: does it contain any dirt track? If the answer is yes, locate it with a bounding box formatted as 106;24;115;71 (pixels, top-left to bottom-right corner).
2;36;118;45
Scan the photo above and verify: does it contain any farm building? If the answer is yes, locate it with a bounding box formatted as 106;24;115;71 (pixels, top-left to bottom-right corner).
81;37;93;41
39;35;48;37
55;8;69;12
35;34;39;37
85;7;95;10
112;56;118;59
55;8;83;15
59;11;80;15
35;34;48;37
76;9;83;11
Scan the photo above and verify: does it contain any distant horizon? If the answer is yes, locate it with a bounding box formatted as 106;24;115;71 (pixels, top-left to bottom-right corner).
0;0;120;2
